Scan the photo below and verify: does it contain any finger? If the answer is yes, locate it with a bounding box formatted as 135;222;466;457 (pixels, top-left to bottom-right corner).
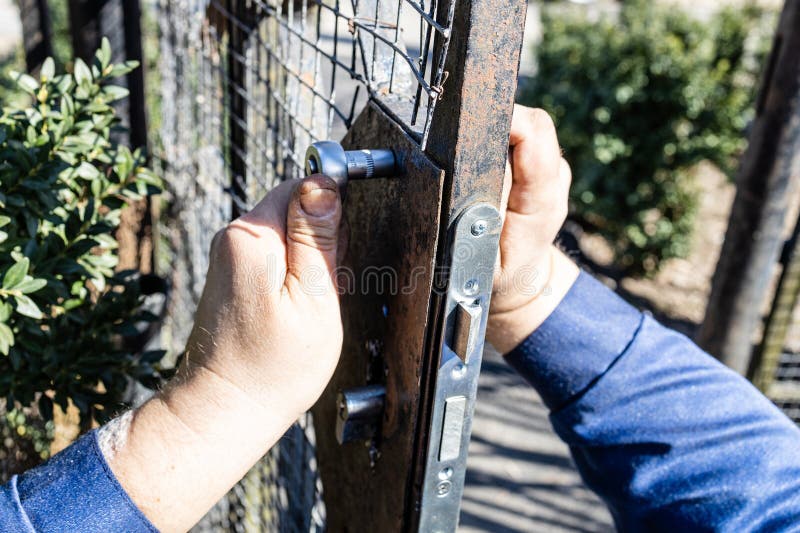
230;178;298;249
285;175;342;293
507;105;562;216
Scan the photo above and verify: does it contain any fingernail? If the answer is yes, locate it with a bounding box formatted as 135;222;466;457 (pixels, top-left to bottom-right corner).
299;183;338;217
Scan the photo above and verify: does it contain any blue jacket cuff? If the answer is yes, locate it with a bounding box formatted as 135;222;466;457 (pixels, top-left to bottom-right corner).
10;429;157;533
504;270;644;411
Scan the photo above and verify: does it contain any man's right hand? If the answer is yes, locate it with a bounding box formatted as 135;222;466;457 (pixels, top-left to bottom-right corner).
487;105;580;354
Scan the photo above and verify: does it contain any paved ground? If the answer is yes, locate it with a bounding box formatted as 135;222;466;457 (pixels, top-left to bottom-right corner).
462;348;614;532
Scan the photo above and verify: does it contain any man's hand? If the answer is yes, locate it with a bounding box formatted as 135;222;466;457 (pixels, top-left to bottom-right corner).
107;175;344;532
184;174;344;416
487;105;580;354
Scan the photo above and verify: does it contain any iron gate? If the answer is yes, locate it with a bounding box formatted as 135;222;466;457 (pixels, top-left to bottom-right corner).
153;0;525;527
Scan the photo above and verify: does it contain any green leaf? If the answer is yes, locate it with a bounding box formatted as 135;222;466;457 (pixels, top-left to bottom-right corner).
0;322;13;355
14;294;43;319
97;37;112;70
0;216;9;228
73;58;93;85
75;161;101;180
101;85;129;102
16;277;47;294
3;258;29;289
108;61;139;77
10;70;39;94
0;303;11;322
40;57;55;82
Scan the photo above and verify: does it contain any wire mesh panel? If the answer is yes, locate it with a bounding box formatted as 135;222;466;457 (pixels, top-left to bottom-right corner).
153;0;458;527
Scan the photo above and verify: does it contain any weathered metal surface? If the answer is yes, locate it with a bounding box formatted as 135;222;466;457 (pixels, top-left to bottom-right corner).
409;0;528;526
698;0;800;374
426;0;527;220
311;101;445;531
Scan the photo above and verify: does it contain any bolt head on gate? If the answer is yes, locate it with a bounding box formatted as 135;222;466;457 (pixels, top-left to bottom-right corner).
305;141;397;184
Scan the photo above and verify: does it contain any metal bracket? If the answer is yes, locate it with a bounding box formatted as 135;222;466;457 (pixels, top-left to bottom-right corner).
417;203;502;532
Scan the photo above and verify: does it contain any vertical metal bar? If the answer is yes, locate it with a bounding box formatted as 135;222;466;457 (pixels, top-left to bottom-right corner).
750;217;800;393
697;1;800;374
67;0;103;61
409;0;527;528
19;0;54;74
227;0;253;217
122;0;147;150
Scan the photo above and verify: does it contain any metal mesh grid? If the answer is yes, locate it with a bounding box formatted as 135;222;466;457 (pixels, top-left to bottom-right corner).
770;352;800;424
774;351;800;382
152;0;457;528
210;0;452;211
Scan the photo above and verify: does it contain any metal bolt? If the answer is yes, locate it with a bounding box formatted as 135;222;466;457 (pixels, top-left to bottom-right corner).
435;480;452;497
305;141;396;186
451;363;467;379
335;385;386;444
463;278;479;296
470;219;488;236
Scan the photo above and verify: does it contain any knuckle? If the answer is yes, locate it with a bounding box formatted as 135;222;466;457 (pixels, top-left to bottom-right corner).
212;224;248;259
526;108;556;134
288;218;338;252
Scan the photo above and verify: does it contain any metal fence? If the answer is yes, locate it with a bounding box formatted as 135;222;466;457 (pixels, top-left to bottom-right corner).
152;0;456;527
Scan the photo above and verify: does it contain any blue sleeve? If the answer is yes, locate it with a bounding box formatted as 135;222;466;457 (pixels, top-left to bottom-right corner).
0;429;157;533
505;271;800;532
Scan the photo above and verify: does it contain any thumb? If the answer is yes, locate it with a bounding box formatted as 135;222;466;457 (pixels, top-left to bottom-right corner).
285;175;342;294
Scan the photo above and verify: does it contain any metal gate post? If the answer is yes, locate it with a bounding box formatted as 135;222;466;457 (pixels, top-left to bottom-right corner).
19;0;54;74
750;216;800;393
225;0;254;218
697;0;800;374
411;0;528;527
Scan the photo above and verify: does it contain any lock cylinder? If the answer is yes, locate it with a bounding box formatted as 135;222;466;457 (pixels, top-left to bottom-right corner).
305;141;396;183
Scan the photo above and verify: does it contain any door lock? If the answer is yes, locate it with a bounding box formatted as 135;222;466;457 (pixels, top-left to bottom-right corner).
305;141;397;186
336;385;386;444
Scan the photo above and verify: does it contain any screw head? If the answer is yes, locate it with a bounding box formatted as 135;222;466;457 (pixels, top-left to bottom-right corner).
470;219;488;236
436;480;452;497
438;467;454;480
463;278;479;296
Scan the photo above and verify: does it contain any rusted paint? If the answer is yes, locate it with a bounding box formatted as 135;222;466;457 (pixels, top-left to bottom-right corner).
311;101;445;531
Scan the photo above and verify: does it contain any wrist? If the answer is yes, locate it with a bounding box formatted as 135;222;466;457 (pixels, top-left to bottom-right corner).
105;356;300;532
487;248;579;354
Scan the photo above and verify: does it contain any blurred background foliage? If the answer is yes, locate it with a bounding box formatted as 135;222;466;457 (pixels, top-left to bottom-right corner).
0;42;166;465
519;0;776;275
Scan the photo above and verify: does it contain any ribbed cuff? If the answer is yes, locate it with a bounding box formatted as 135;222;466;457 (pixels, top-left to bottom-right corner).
505;271;643;411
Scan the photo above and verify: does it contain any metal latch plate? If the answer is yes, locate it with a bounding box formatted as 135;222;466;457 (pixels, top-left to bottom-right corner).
417;203;502;532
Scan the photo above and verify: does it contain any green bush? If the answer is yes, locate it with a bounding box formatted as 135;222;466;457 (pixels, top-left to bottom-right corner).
520;1;773;274
0;39;168;432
